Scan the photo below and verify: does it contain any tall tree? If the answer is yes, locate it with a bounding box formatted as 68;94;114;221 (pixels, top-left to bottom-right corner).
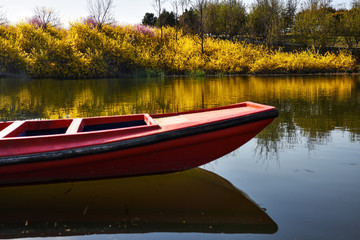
353;0;360;8
283;0;298;33
153;0;168;19
0;6;7;25
171;0;182;40
171;0;180;24
30;6;60;29
339;1;360;48
247;0;284;46
221;0;247;37
171;0;189;35
157;10;177;27
180;0;191;12
87;0;115;29
153;0;168;41
179;8;200;34
303;0;333;10
180;0;247;38
191;0;209;53
205;1;222;36
294;0;337;47
142;12;157;26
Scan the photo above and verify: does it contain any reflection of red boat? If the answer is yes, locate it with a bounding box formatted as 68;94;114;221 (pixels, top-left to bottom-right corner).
0;102;278;186
0;168;278;238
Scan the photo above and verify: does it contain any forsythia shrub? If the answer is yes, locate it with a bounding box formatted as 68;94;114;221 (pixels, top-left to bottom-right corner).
250;49;356;73
0;25;26;74
0;23;357;79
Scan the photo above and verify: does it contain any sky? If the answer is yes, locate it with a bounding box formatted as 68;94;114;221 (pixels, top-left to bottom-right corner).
0;0;171;26
0;0;354;27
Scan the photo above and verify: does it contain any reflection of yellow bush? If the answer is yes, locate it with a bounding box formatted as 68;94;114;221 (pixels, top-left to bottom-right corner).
0;75;355;120
0;23;357;79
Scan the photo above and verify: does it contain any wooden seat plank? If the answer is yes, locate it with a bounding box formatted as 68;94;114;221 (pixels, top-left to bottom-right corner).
65;118;83;134
0;121;25;138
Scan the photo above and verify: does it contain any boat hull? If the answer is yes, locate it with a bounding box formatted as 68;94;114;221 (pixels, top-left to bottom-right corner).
0;119;273;186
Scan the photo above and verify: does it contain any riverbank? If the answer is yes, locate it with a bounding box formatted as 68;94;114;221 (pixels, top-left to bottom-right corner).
0;23;357;79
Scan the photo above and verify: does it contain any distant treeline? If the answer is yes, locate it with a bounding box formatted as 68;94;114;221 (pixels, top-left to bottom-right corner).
143;0;360;50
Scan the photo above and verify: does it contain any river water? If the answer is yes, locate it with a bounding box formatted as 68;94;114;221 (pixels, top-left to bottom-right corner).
0;75;359;240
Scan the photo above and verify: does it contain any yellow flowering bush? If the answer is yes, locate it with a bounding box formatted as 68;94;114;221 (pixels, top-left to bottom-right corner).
0;23;357;79
203;38;267;73
250;49;356;73
0;26;26;74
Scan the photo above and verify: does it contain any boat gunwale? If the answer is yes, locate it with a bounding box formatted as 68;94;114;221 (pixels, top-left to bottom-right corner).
0;102;267;140
0;108;279;167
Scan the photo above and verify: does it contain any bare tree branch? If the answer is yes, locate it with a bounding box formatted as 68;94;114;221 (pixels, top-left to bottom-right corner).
172;0;190;20
0;6;8;25
87;0;115;28
153;0;168;18
190;0;209;53
32;6;60;29
180;0;191;12
172;0;180;18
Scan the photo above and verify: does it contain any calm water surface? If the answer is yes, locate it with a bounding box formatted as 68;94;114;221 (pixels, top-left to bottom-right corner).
0;75;359;240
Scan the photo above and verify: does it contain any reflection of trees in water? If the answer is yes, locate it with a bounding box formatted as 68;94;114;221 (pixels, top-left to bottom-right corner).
254;119;334;162
0;76;359;155
255;119;286;162
255;76;359;158
254;95;351;160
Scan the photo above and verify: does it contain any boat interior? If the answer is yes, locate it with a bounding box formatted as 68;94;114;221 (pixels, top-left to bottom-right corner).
0;114;156;138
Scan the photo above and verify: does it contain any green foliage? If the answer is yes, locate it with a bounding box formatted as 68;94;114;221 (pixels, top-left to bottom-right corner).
157;10;177;27
179;8;199;35
205;0;247;37
247;0;284;45
294;6;337;48
338;8;360;48
142;13;157;26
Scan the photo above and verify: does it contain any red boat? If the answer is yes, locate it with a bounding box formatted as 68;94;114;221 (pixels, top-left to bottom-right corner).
0;102;278;186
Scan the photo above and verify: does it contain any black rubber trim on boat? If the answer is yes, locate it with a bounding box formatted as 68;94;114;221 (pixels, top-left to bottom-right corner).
0;109;279;166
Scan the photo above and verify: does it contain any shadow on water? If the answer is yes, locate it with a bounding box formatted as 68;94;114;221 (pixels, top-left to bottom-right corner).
0;168;277;239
